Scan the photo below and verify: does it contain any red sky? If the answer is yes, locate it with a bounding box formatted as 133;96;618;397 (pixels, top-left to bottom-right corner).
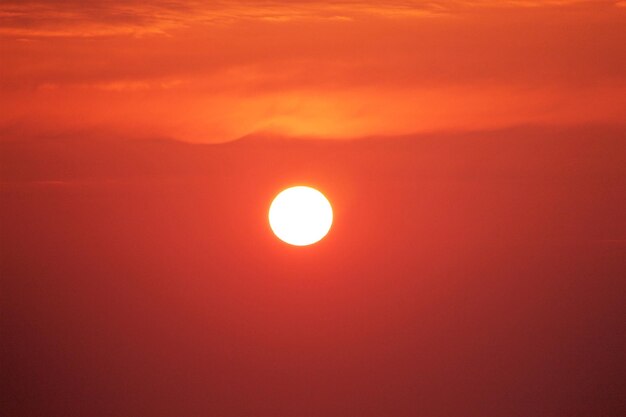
1;2;625;417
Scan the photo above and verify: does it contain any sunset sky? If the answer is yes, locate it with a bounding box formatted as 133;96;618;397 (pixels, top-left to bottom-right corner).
1;1;625;416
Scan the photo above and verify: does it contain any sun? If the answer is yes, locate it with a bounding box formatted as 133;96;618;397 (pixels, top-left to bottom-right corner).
269;186;333;246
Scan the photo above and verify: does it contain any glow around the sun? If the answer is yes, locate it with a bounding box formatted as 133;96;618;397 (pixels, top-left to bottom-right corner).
269;186;333;246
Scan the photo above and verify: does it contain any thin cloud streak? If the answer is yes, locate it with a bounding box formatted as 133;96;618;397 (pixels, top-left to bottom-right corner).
0;0;620;38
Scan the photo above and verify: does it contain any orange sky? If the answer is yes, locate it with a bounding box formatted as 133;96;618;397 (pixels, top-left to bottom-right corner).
2;3;626;416
1;0;625;141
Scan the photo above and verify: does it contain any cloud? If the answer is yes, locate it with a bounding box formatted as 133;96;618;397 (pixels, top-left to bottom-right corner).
1;0;624;141
1;1;619;38
0;1;430;38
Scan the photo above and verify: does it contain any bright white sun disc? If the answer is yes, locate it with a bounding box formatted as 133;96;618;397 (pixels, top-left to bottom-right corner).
269;186;333;246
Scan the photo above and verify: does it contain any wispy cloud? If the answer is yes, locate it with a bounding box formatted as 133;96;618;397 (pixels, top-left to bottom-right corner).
1;0;624;142
1;0;619;38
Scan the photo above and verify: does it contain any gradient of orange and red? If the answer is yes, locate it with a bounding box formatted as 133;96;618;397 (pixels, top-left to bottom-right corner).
1;1;625;416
